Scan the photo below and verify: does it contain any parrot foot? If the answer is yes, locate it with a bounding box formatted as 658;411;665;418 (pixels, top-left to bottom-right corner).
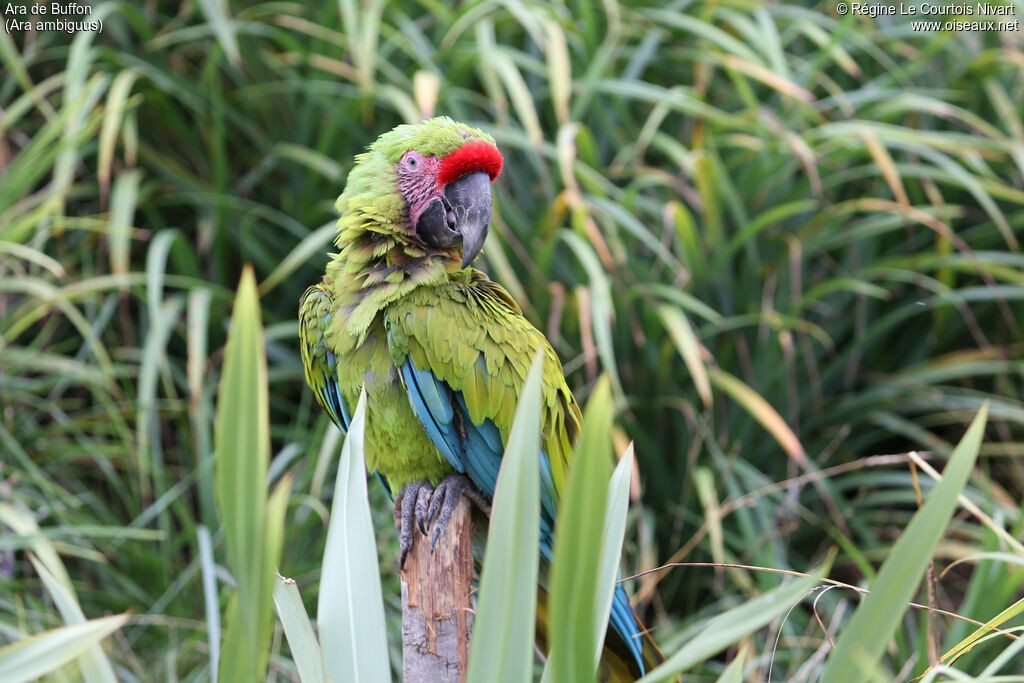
426;474;491;553
395;481;434;570
395;475;490;568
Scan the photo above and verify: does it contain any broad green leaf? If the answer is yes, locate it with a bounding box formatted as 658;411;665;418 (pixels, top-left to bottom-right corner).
274;575;327;683
215;265;276;682
0;614;129;683
318;388;391;683
219;483;289;683
468;349;544;683
29;556;118;683
822;404;989;681
215;264;269;605
547;375;615;683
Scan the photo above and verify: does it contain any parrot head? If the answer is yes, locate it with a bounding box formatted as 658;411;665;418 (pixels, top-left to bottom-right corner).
336;117;503;269
396;135;502;269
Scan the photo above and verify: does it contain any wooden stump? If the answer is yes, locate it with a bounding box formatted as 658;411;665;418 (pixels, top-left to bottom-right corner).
399;497;475;683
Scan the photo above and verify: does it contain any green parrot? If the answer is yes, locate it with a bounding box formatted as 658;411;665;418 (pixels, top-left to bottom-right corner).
299;116;660;679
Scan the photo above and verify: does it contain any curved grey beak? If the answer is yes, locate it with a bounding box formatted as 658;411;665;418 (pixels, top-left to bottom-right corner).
444;171;492;268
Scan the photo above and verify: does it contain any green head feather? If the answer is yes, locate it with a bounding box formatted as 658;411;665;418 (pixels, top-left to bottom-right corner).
334;116;496;229
326;117;498;346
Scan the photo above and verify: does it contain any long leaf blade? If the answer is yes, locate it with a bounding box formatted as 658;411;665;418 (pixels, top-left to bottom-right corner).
214;265;275;682
29;556;118;683
592;444;633;667
0;614;129;683
317;388;391;683
547;375;615;683
467;349;544;683
274;575;327;683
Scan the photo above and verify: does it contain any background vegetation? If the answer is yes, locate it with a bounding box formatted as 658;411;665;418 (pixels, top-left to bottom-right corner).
1;0;1023;679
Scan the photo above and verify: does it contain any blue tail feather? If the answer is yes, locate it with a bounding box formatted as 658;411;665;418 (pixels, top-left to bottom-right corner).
396;355;646;674
610;582;645;675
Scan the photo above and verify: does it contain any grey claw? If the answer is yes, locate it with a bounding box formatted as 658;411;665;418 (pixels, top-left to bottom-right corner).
415;485;432;535
397;476;490;564
431;521;443;552
426;474;490;553
396;481;434;569
425;484;445;531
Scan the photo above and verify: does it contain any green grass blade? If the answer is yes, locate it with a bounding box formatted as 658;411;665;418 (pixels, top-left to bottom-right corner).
637;570;825;682
822;403;989;681
258;220;336;297
107;169;140;279
467;349;544;683
978;602;1024;676
547;375;615;683
263;474;291;666
274;574;327;683
708;368;806;465
317;388;391;683
0;614;130;683
28;556;118;683
0;502;72;588
97;69;138;201
196;526;220;682
937;593;1024;671
714;646;748;683
196;0;241;67
659;305;712;407
561;231;623;399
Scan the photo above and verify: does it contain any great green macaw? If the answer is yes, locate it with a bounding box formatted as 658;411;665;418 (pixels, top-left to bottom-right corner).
299;116;660;679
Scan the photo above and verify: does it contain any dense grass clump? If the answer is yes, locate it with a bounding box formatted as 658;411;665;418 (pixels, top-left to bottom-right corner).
1;0;1023;679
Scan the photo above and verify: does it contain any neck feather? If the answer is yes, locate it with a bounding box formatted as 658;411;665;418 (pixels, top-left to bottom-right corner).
327;198;459;345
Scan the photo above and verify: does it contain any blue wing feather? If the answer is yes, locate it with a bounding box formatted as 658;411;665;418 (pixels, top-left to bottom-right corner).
400;361;465;474
396;357;644;673
317;350;351;432
399;357;557;559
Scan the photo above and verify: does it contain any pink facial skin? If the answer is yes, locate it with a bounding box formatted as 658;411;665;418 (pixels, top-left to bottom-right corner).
397;150;444;229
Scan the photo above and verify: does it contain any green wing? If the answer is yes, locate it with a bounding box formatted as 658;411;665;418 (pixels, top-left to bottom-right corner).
299;283;351;431
384;270;581;528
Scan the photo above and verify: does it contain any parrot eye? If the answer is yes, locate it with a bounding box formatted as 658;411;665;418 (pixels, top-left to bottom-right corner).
403;152;420;170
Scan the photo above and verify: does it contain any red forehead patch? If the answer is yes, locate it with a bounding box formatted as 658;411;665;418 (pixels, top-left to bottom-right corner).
437;141;503;186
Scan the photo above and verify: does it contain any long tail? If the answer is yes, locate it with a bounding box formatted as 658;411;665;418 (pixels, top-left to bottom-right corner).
602;583;664;680
535;585;664;682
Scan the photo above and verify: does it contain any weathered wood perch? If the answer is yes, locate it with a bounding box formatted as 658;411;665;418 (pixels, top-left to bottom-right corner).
399;497;475;682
